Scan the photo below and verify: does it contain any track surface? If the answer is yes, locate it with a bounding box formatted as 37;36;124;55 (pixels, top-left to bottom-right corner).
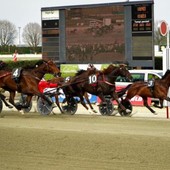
0;106;170;170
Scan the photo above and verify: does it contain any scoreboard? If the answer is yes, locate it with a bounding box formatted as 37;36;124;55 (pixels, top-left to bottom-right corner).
42;10;60;61
41;1;154;68
131;4;153;62
132;4;152;32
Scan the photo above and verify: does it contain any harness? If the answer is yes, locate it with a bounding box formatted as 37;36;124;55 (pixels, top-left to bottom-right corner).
101;73;115;86
89;73;115;87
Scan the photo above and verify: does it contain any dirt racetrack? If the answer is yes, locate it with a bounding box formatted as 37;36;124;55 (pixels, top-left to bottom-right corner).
1;108;170;170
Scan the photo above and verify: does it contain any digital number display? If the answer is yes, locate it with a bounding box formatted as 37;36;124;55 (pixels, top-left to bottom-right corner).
137;14;146;19
132;4;152;20
132;4;152;32
132;20;152;32
137;6;146;12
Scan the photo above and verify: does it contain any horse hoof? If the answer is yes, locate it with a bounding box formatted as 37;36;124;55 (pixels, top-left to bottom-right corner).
126;109;131;113
91;109;98;113
153;112;158;115
19;110;25;115
88;111;92;114
52;111;57;115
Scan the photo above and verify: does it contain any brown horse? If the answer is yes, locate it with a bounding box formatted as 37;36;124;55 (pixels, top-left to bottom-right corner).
49;70;98;114
0;59;60;111
122;69;170;114
67;64;132;114
0;61;14;108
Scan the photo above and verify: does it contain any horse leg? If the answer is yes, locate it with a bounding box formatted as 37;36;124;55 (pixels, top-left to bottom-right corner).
53;94;64;114
112;92;127;113
97;90;107;106
22;95;33;108
158;99;164;109
8;91;22;110
84;92;97;113
79;95;90;111
16;94;33;115
153;99;164;109
165;96;170;102
143;97;156;114
0;93;13;108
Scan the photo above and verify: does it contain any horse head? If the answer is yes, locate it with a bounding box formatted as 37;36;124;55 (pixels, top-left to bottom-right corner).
162;69;170;80
42;59;61;77
119;65;132;81
108;65;132;82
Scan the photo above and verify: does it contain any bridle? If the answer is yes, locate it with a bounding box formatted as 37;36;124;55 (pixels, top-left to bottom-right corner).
40;60;61;77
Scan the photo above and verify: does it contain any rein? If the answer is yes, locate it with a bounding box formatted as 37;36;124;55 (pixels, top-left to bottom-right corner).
0;72;11;79
63;73;116;88
99;73;115;86
59;68;126;89
21;60;56;81
21;71;44;82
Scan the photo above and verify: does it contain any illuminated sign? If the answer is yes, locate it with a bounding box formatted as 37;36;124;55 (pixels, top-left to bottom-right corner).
42;10;59;20
132;4;152;32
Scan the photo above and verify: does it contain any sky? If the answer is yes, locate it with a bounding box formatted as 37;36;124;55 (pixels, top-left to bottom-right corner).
0;0;169;42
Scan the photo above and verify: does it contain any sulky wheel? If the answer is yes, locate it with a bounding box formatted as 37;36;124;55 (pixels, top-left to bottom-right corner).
98;98;114;116
0;98;3;114
36;96;53;115
61;97;78;115
118;99;132;116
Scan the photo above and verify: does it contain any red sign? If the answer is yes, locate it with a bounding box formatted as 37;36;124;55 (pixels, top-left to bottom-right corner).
159;21;168;36
128;95;151;106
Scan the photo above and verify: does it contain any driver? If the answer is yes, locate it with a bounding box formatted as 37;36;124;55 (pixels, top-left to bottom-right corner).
148;75;156;90
87;63;96;70
38;78;58;94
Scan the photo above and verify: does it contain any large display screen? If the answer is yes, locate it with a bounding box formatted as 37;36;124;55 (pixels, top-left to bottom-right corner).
65;6;125;63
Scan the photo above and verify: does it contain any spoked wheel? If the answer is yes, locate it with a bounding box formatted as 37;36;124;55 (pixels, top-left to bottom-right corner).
99;98;114;116
0;98;3;113
19;94;32;113
61;97;78;115
118;99;132;116
37;96;53;115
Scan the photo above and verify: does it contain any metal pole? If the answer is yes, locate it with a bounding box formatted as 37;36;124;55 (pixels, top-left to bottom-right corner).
167;25;169;48
166;24;170;119
18;27;21;46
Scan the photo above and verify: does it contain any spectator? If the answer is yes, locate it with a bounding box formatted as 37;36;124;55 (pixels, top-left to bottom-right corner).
13;50;18;62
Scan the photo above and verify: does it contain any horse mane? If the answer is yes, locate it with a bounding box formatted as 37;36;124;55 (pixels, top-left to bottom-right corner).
35;59;44;66
75;69;86;76
102;64;116;74
23;60;44;69
161;69;170;79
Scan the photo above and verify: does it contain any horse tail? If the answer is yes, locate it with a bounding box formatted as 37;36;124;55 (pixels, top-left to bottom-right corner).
117;84;132;98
